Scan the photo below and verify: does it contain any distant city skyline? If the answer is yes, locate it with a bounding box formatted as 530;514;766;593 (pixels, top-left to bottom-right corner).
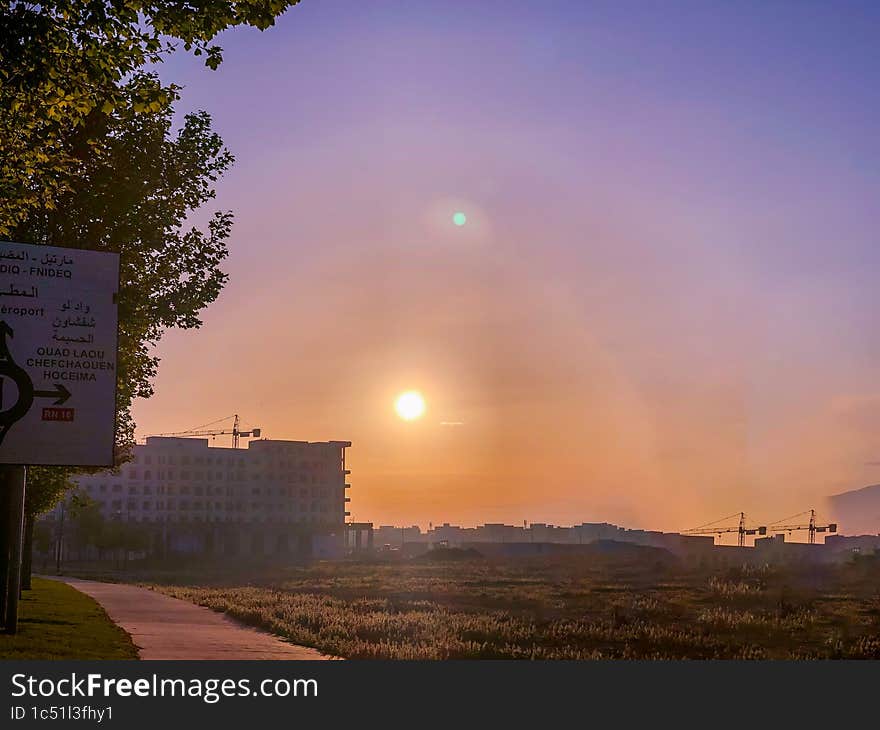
132;1;880;532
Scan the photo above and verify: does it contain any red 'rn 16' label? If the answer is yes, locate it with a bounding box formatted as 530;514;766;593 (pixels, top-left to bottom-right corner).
42;407;74;422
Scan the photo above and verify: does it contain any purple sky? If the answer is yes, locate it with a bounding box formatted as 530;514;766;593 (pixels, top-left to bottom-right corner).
133;1;880;534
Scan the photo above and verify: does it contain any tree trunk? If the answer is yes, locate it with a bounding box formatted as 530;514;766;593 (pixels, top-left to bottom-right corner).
21;514;34;591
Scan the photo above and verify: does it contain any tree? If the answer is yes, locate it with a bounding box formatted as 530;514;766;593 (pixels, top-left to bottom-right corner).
14;74;233;449
15;75;234;582
21;466;75;587
32;521;52;558
0;0;300;235
68;496;105;553
95;519;149;568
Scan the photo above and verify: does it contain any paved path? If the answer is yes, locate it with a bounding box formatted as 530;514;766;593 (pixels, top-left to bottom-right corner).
52;577;330;660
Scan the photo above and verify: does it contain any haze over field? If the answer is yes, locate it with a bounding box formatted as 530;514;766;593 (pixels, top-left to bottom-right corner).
133;1;880;532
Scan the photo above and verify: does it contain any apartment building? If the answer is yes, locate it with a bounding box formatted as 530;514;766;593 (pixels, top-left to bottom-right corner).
70;436;352;558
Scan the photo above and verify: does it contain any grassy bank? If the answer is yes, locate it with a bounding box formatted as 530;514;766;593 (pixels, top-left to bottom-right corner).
0;578;137;660
148;556;880;659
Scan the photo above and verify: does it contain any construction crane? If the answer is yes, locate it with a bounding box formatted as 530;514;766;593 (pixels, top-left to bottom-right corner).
683;512;767;547
768;509;837;544
146;414;261;448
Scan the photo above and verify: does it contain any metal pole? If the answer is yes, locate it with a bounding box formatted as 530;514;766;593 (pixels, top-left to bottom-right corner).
0;478;10;625
5;465;26;633
55;501;65;573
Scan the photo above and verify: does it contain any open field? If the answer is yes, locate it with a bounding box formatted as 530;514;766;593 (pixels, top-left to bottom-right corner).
114;549;880;660
0;578;137;660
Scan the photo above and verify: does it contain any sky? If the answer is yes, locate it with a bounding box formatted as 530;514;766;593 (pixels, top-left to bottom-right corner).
132;1;880;534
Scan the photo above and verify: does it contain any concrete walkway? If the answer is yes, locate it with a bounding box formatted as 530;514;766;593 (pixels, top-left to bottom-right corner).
53;577;330;660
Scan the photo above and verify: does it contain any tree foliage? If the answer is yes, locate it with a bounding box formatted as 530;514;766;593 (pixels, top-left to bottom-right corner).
25;466;75;518
16;74;234;515
0;0;299;234
15;74;234;446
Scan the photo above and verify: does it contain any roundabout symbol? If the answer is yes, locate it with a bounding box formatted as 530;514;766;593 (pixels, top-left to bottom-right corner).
0;320;72;446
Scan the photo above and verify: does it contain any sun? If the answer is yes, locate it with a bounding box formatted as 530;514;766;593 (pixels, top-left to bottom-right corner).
395;391;426;421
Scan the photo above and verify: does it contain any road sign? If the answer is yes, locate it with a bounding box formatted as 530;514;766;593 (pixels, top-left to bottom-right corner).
0;241;119;466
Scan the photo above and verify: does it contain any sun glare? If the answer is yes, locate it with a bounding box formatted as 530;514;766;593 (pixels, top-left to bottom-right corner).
395;391;426;421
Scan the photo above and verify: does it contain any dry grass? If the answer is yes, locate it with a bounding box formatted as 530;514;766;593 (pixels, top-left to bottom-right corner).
139;554;880;659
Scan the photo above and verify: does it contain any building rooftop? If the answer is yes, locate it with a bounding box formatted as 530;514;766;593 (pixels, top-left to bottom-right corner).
141;436;351;452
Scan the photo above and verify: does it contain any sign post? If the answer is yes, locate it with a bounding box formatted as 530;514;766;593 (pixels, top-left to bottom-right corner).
3;466;25;631
0;241;119;632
